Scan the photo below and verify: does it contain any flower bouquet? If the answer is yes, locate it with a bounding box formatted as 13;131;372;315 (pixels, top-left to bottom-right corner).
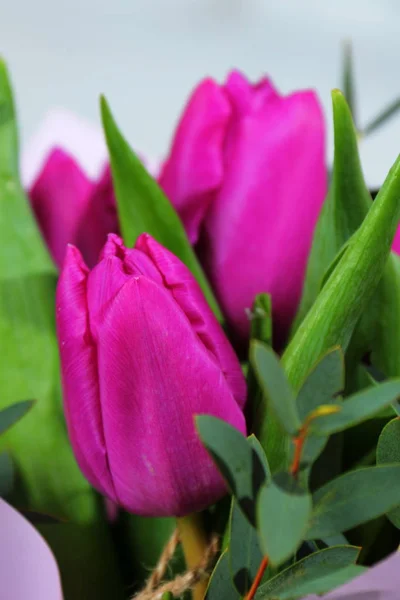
2;46;400;599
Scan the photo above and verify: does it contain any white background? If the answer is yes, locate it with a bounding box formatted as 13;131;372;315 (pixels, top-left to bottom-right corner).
1;0;400;188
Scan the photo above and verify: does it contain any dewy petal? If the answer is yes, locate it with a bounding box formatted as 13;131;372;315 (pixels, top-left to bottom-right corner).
30;149;92;268
158;78;232;243
0;499;63;600
96;275;246;516
56;245;117;501
203;88;327;343
135;234;246;408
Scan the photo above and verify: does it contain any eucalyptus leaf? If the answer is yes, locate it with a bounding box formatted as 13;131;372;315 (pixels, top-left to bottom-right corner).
308;465;400;539
100;96;221;318
229;499;263;596
255;545;361;599
205;550;240;600
257;473;311;566
376;418;400;528
196;416;268;525
0;400;35;436
296;348;344;466
310;380;400;436
250;341;300;435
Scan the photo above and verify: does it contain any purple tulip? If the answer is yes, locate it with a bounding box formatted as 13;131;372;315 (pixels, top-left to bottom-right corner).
56;233;246;517
159;70;327;343
30;149;118;268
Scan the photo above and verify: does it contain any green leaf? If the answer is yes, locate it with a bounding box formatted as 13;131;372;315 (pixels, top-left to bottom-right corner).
342;40;357;126
257;473;311;566
161;594;174;600
296;348;345;466
196;416;269;525
0;451;13;496
0;400;35;436
310;380;400;436
284;147;400;393
205;550;240;600
0;60;123;598
376;417;400;528
293;89;370;333
308;465;400;539
100;96;221;319
250;342;300;436
229;499;263;596
247;294;273;454
362;97;400;137
255;545;361;599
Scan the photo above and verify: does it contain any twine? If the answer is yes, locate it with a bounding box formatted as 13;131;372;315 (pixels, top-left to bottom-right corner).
133;530;219;600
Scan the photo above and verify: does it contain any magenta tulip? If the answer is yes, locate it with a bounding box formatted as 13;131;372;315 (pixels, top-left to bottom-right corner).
30;149;118;268
159;70;327;343
56;233;246;517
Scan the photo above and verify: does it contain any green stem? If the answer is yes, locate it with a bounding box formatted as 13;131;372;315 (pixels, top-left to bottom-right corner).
177;513;209;600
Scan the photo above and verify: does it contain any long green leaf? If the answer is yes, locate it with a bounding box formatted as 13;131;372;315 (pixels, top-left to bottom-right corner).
100;96;221;318
0;59;123;598
0;400;34;436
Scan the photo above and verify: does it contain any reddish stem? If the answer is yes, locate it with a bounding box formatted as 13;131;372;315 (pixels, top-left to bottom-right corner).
245;556;269;600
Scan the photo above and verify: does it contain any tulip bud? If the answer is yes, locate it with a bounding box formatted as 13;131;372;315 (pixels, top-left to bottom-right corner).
56;233;246;517
159;70;327;344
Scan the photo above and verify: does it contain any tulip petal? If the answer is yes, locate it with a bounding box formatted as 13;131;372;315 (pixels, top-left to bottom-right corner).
0;499;63;599
30;149;92;268
96;275;246;516
158;78;231;243
203;85;327;342
135;234;246;408
56;245;117;501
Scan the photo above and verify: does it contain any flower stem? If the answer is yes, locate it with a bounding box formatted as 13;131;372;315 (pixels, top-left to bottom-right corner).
245;556;269;600
176;513;209;600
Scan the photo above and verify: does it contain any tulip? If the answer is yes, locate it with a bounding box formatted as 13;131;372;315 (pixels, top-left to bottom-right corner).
159;70;327;344
56;233;246;517
25;109;159;268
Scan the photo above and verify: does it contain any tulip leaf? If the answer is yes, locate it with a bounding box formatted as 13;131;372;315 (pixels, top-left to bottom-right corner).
250;342;300;436
342;41;357;126
228;498;264;596
0;400;35;436
362;97;400;137
0;60;123;598
293;89;370;331
205;550;240;600
254;545;361;599
257;473;312;566
376;418;400;528
100;96;222;319
0;451;13;497
308;465;400;539
196;416;269;526
309;380;400;436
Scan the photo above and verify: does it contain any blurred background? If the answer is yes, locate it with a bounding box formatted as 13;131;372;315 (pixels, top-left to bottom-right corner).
1;0;399;188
